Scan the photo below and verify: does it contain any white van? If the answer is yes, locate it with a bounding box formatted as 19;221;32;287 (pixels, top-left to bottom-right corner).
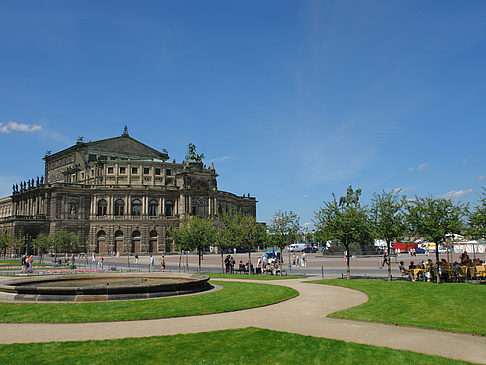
289;243;306;252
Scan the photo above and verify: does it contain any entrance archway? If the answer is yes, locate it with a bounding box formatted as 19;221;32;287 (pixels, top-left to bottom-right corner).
131;230;141;253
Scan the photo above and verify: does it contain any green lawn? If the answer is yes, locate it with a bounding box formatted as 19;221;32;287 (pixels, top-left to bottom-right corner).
204;272;306;280
0;259;52;267
312;279;486;336
0;328;475;365
0;280;297;323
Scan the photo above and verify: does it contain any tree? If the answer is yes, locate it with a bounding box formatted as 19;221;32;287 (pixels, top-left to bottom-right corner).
268;210;300;276
0;233;15;259
214;210;240;273
6;235;25;258
32;233;51;263
50;230;79;262
467;187;486;241
314;196;372;280
171;216;217;273
237;213;266;274
405;196;465;283
370;190;407;281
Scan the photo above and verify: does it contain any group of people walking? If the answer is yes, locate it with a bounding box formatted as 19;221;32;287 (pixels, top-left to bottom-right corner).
292;253;307;267
20;255;34;273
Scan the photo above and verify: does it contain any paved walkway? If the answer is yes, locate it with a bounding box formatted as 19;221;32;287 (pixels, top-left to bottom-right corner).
0;278;485;364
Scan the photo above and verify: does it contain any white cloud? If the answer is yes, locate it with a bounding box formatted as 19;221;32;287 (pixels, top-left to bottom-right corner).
303;222;311;227
211;155;235;163
462;158;468;165
440;188;473;200
408;163;428;172
479;176;484;181
304;194;310;198
0;121;42;134
392;187;404;193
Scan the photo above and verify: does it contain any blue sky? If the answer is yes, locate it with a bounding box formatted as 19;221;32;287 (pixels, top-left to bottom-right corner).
1;0;485;228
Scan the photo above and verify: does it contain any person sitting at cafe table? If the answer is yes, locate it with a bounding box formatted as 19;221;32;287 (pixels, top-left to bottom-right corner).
425;260;436;282
439;259;450;281
453;262;462;277
460;251;470;265
408;261;417;281
399;261;409;275
472;258;483;266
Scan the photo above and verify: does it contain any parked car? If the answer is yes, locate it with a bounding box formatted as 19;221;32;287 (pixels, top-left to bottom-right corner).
289;243;306;252
303;246;318;253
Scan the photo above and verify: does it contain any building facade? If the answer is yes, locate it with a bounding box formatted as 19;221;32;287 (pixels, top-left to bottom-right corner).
0;128;256;254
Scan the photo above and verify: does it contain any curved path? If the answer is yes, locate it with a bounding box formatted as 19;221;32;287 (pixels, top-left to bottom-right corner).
0;278;485;364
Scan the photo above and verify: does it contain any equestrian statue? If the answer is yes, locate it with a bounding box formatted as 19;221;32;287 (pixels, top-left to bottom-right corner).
185;143;205;162
339;185;362;207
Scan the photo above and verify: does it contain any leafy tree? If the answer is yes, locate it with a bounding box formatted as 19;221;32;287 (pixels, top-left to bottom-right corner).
50;230;79;262
171;216;217;273
370;190;407;281
236;213;266;274
405;196;465;283
467;187;486;241
32;233;51;263
6;235;25;258
0;233;15;259
214;211;240;273
268;210;300;275
314;196;372;280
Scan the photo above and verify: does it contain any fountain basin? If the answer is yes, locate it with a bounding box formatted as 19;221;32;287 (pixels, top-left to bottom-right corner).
0;272;211;302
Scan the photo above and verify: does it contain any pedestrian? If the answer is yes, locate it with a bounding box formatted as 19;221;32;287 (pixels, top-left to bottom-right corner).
92;253;96;262
149;255;154;271
224;255;230;273
230;256;235;274
135;254;139;264
302;252;307;267
296;255;300;267
21;255;27;273
382;251;389;268
257;256;262;274
99;256;104;270
292;253;296;266
161;254;165;271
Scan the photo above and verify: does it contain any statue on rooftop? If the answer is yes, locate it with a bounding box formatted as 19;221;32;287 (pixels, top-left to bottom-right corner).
185;143;205;162
339;185;362;207
122;125;129;137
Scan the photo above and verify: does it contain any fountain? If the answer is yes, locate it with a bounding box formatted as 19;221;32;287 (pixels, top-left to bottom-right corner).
0;272;211;302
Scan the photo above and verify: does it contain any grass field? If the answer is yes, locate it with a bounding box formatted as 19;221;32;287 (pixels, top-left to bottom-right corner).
0;328;474;365
312;279;486;336
0;280;297;323
204;272;306;280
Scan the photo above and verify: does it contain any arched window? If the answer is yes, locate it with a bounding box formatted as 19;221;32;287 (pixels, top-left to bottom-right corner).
149;230;158;238
165;200;173;216
131;199;142;216
132;230;141;238
97;230;106;238
114;199;125;216
97;199;107;216
148;200;158;216
114;230;124;238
